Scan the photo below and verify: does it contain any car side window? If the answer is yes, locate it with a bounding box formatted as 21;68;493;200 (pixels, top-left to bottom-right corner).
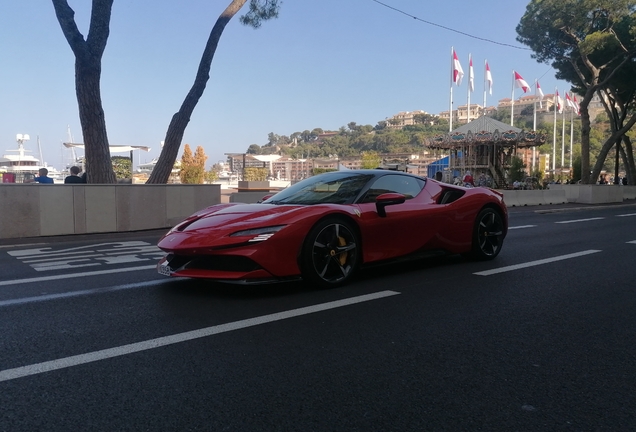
358;175;424;203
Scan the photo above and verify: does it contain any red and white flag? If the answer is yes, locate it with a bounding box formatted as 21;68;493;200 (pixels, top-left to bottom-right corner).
536;80;545;107
573;95;580;115
566;92;577;110
514;71;530;93
555;89;563;113
452;49;464;86
485;61;493;95
468;55;474;92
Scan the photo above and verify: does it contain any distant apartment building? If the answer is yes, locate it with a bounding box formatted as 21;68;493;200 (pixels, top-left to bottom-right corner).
439;104;483;125
498;94;554;116
385;110;432;129
271;158;314;181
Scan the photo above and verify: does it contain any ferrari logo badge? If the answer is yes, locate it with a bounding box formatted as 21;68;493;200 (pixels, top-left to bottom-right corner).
354;209;361;217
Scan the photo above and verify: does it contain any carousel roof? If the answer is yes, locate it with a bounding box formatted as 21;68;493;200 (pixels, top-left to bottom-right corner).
428;115;545;148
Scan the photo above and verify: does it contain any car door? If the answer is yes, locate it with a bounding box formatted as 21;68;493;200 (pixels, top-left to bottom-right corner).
354;174;440;263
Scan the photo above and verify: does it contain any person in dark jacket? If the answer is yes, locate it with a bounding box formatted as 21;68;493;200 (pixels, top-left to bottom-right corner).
64;166;85;184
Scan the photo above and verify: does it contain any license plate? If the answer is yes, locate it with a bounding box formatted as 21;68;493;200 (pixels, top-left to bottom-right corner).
157;262;173;276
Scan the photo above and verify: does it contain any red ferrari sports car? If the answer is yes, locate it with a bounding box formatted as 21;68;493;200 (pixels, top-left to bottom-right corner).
157;170;507;287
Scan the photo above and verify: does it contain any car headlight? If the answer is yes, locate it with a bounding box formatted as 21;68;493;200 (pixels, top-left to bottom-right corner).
230;225;286;242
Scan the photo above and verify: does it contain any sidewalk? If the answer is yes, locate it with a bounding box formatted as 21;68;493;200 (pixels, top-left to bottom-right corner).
506;200;636;214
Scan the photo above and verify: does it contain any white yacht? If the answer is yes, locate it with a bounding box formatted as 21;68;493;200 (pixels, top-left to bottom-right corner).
1;134;63;183
0;135;44;181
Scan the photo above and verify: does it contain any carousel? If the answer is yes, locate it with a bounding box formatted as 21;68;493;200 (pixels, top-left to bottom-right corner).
428;115;546;188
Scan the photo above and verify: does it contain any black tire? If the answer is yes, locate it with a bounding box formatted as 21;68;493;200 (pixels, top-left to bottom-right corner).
301;218;360;288
469;208;505;260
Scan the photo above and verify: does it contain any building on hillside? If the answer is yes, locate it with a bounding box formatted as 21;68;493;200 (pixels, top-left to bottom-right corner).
316;132;339;141
456;104;483;123
440;95;555;125
438;110;456;125
385;110;433;129
439;104;484;125
497;94;554;118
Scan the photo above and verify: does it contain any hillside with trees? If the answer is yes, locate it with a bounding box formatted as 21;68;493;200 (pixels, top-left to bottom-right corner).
244;117;450;159
243;109;621;179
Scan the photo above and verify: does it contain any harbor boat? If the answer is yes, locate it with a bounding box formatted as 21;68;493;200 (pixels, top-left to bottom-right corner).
0;134;62;183
0;134;44;182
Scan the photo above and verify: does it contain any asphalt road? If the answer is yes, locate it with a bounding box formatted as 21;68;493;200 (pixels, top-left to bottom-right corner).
1;202;636;431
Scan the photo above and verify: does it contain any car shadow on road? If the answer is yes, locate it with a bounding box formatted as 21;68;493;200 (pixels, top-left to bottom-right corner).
156;277;315;300
155;253;467;301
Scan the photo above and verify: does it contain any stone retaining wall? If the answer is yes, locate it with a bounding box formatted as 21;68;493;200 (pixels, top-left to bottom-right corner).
0;184;220;240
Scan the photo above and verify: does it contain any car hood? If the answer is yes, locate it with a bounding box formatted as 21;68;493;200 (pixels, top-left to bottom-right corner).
184;203;306;231
159;203;324;252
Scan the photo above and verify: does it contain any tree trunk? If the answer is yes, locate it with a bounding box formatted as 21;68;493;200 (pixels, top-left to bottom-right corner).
591;135;619;182
75;58;116;183
620;136;636;183
147;0;249;184
590;114;636;182
52;0;116;183
578;87;595;184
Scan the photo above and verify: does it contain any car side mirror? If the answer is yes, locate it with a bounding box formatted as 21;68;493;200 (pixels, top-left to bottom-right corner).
258;193;275;203
375;193;406;217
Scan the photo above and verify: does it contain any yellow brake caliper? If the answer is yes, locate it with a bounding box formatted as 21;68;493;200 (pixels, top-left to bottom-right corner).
338;236;347;265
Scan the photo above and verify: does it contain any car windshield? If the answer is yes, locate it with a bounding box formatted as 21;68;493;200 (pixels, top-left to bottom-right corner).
263;172;375;205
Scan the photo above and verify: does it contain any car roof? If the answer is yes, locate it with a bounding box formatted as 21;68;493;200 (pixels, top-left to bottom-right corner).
332;169;425;181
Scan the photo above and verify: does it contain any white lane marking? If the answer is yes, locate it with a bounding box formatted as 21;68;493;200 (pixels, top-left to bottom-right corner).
555;217;605;224
508;225;537;230
616;213;636;217
0;280;164;307
0;290;400;382
0;265;157;287
628;241;636;244
474;250;602;276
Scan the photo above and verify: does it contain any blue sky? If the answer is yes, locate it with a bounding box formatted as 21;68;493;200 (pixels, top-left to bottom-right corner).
0;0;569;170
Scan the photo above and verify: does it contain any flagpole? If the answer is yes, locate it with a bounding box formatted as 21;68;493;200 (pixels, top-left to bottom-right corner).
553;88;557;174
449;47;454;132
531;79;537;172
561;107;566;172
510;70;515;127
570;102;574;169
483;60;487;110
467;54;471;124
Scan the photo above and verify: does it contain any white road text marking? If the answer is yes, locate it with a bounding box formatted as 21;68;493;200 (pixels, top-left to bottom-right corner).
7;241;164;271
